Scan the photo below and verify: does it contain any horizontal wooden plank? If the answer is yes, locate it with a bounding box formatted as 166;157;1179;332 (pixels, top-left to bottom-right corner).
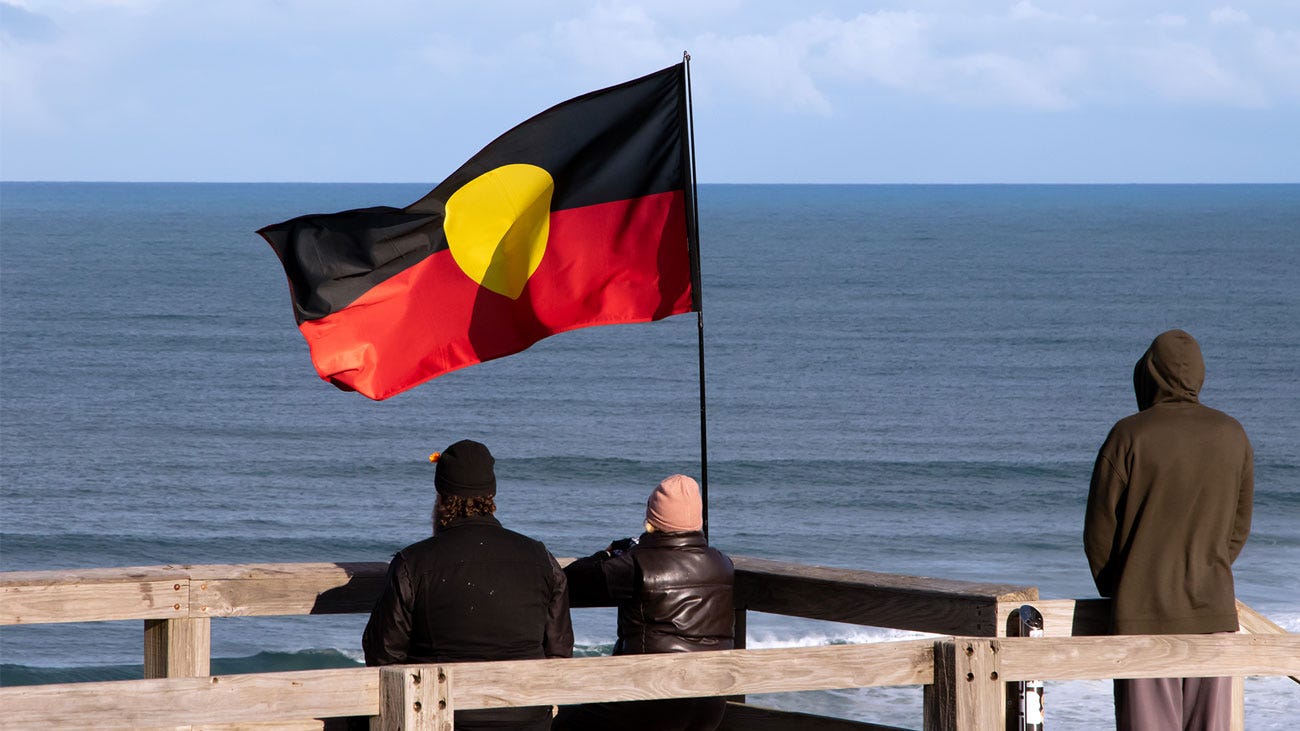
0;642;933;729
190;563;387;617
999;598;1296;659
134;717;330;723
0;565;192;587
1236;599;1290;636
733;556;1037;635
6;632;1299;729
734;557;1038;600
442;642;935;709
996;598;1109;637
0;668;378;729
0;563;390;623
995;634;1300;682
179;563;386;581
1235;600;1300;685
1;579;189;625
718;701;914;731
192;717;335;723
2;558;1037;628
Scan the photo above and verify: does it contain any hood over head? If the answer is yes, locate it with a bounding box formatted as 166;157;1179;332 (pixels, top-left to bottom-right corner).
1133;329;1204;410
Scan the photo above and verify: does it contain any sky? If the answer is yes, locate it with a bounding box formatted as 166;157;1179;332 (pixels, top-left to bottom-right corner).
1;0;1298;184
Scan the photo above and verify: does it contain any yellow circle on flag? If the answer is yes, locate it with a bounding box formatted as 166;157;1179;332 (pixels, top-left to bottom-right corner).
444;163;554;300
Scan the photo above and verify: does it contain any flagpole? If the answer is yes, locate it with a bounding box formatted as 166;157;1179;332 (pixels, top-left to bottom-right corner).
682;51;709;541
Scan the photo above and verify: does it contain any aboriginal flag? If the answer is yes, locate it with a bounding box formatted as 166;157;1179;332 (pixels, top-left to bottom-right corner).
259;64;698;400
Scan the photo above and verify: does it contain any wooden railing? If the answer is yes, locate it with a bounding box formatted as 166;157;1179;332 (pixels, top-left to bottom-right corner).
2;559;1296;730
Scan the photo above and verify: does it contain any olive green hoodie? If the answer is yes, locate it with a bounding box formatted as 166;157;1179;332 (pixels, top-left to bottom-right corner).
1084;329;1253;634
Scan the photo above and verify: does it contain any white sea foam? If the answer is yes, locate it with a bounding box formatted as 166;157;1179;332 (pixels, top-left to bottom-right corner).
744;626;936;649
1269;611;1300;634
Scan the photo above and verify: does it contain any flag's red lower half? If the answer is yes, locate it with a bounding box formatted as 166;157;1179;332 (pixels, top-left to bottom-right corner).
299;190;692;400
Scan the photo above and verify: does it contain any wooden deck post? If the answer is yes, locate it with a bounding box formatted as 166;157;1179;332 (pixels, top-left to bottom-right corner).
378;665;453;731
1229;675;1245;731
730;608;747;703
925;638;1003;731
143;617;210;678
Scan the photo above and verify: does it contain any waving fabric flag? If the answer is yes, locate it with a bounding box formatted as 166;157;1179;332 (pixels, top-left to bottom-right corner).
259;64;697;400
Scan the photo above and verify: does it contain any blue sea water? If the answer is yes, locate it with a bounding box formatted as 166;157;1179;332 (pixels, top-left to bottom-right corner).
1;183;1297;727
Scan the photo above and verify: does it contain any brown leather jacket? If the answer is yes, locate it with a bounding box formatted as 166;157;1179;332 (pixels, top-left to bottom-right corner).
566;531;734;655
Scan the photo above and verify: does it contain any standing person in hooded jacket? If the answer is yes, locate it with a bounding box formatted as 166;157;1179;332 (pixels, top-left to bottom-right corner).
363;439;574;731
553;474;734;731
1084;330;1253;731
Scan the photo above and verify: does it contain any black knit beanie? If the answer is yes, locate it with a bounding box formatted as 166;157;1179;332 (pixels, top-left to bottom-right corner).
434;440;497;497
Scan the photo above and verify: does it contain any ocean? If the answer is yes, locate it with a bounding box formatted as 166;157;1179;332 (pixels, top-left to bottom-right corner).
1;182;1297;727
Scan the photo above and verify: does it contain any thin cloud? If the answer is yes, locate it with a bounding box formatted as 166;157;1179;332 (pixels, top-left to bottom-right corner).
705;30;834;114
1210;7;1252;26
553;3;676;77
2;1;1296;182
0;2;59;42
549;3;1298;113
1132;40;1267;107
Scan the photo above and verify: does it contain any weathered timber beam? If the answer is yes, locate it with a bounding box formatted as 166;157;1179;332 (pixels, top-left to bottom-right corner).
189;562;387;617
993;634;1300;682
924;639;1003;731
996;598;1109;637
0;642;935;730
0;565;192;586
378;665;449;731
998;599;1299;685
1;569;191;625
0;667;379;729
439;641;935;709
1234;599;1300;684
4;633;1298;730
137;721;330;731
144;616;211;678
3;557;1041;626
733;556;1038;635
0;563;390;624
1236;598;1292;636
926;634;1300;731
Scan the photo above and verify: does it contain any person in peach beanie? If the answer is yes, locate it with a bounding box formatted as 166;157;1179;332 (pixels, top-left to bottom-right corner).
553;474;734;731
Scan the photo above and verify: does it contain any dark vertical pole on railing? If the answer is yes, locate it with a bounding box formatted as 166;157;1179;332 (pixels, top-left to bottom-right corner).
1014;606;1045;731
681;50;709;541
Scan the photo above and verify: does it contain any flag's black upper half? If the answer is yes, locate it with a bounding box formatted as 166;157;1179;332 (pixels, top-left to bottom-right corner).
260;64;686;324
411;63;684;213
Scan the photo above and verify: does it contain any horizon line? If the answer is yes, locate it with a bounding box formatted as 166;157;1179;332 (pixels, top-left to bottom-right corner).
3;179;1299;186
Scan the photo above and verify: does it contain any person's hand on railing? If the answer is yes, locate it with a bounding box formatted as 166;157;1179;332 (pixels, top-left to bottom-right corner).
606;537;638;557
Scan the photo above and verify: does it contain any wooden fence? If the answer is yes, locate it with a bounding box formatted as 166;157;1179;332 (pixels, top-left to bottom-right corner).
2;558;1296;730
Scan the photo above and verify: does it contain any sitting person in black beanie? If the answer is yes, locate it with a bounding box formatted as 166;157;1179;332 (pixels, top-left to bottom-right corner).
362;439;574;731
553;474;734;731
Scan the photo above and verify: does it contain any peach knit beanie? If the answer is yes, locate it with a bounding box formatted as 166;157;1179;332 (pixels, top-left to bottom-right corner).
645;474;703;533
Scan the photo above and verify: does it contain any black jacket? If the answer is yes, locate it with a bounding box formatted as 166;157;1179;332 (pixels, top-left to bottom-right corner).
566;531;733;655
363;515;573;663
362;515;573;729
